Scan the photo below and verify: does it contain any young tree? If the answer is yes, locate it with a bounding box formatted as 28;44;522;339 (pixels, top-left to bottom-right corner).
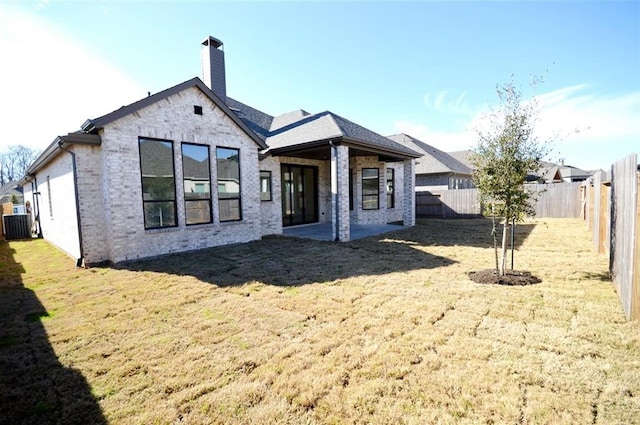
471;78;549;276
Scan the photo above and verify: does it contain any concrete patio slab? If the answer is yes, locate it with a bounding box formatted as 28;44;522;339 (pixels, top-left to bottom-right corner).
282;222;404;241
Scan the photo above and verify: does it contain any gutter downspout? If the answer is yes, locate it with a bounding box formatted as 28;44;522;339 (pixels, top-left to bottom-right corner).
32;177;43;238
58;142;85;267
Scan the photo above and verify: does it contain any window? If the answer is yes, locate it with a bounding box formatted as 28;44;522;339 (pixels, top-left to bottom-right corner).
182;143;212;225
46;175;53;218
139;138;177;229
349;168;354;210
386;168;395;209
260;171;272;201
362;168;379;210
217;147;241;221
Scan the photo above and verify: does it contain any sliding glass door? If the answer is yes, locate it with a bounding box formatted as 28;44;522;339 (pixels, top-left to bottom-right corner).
281;164;318;227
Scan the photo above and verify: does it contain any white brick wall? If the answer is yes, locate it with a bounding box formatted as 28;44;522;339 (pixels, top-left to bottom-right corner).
403;158;416;226
25;152;81;260
88;86;264;263
385;162;405;224
350;156;388;225
258;156;283;236
74;144;109;262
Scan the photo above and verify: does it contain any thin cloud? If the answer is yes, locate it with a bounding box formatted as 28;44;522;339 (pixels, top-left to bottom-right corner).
0;6;145;151
395;84;640;169
423;90;473;116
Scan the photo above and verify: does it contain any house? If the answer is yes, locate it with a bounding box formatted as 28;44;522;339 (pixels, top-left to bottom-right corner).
0;181;23;206
20;36;420;265
537;161;596;183
387;133;473;192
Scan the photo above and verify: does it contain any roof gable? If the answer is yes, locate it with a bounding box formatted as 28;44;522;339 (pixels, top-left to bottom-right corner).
82;77;267;150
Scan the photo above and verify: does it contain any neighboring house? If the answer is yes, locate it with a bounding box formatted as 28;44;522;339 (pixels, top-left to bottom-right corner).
538;161;596;183
20;36;420;265
448;150;475;171
387;133;473;192
0;181;23;205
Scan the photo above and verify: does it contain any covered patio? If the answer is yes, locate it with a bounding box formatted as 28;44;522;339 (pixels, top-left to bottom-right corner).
282;222;404;242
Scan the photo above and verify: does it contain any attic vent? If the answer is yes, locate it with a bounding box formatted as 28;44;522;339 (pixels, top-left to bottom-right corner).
194;105;203;115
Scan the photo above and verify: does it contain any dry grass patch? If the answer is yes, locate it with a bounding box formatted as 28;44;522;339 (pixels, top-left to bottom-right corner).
1;218;639;424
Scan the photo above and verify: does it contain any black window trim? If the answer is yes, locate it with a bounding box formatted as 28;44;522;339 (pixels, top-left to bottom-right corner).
181;142;213;226
216;146;242;222
260;170;273;202
361;167;380;210
386;167;395;209
139;136;178;230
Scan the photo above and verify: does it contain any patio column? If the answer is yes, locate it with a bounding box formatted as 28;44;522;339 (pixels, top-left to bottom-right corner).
331;143;350;241
403;158;416;227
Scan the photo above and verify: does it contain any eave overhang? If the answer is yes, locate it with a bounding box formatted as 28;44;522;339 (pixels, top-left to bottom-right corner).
263;136;421;162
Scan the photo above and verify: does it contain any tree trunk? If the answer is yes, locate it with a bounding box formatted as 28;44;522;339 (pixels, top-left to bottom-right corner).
492;210;499;282
500;221;509;275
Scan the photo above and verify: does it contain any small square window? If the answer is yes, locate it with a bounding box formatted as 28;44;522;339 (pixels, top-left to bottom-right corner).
194;105;203;115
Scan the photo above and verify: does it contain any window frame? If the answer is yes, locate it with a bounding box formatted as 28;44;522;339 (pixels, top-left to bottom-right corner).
46;175;53;219
260;170;272;202
361;167;380;210
386;167;395;209
181;142;212;226
349;168;354;211
138;137;178;230
216;146;242;222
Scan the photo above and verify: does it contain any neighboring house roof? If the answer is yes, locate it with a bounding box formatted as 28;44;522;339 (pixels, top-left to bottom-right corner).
448;150;475;170
387;133;472;175
182;155;210;180
82;77;268;151
0;181;23;204
139;139;175;178
539;162;595;183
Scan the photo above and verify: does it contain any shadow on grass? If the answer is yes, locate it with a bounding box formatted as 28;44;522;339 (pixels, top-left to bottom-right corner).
116;232;457;287
409;218;536;249
0;240;106;425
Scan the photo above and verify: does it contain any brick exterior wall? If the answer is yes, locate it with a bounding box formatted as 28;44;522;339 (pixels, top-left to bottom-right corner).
258;155;282;236
88;86;263;263
385;162;405;224
350;156;388;225
403;158;416;226
74;144;109;262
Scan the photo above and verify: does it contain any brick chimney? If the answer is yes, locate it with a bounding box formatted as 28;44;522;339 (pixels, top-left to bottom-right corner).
201;36;226;103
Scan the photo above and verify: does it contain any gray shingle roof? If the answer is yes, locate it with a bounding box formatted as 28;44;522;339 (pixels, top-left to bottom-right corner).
448;150;475;170
226;97;274;141
226;101;420;159
387;133;472;175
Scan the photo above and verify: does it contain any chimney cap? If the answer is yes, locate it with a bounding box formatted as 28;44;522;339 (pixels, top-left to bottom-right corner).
202;36;223;49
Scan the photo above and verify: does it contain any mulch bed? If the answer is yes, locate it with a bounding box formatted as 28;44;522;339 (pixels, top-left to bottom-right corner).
468;269;541;286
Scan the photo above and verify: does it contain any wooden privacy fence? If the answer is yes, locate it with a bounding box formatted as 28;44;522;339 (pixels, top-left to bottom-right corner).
416;183;582;219
583;153;639;320
609;154;639;320
416;189;481;218
530;182;583;218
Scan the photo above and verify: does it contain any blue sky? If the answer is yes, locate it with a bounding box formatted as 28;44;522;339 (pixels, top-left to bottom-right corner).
1;0;638;170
